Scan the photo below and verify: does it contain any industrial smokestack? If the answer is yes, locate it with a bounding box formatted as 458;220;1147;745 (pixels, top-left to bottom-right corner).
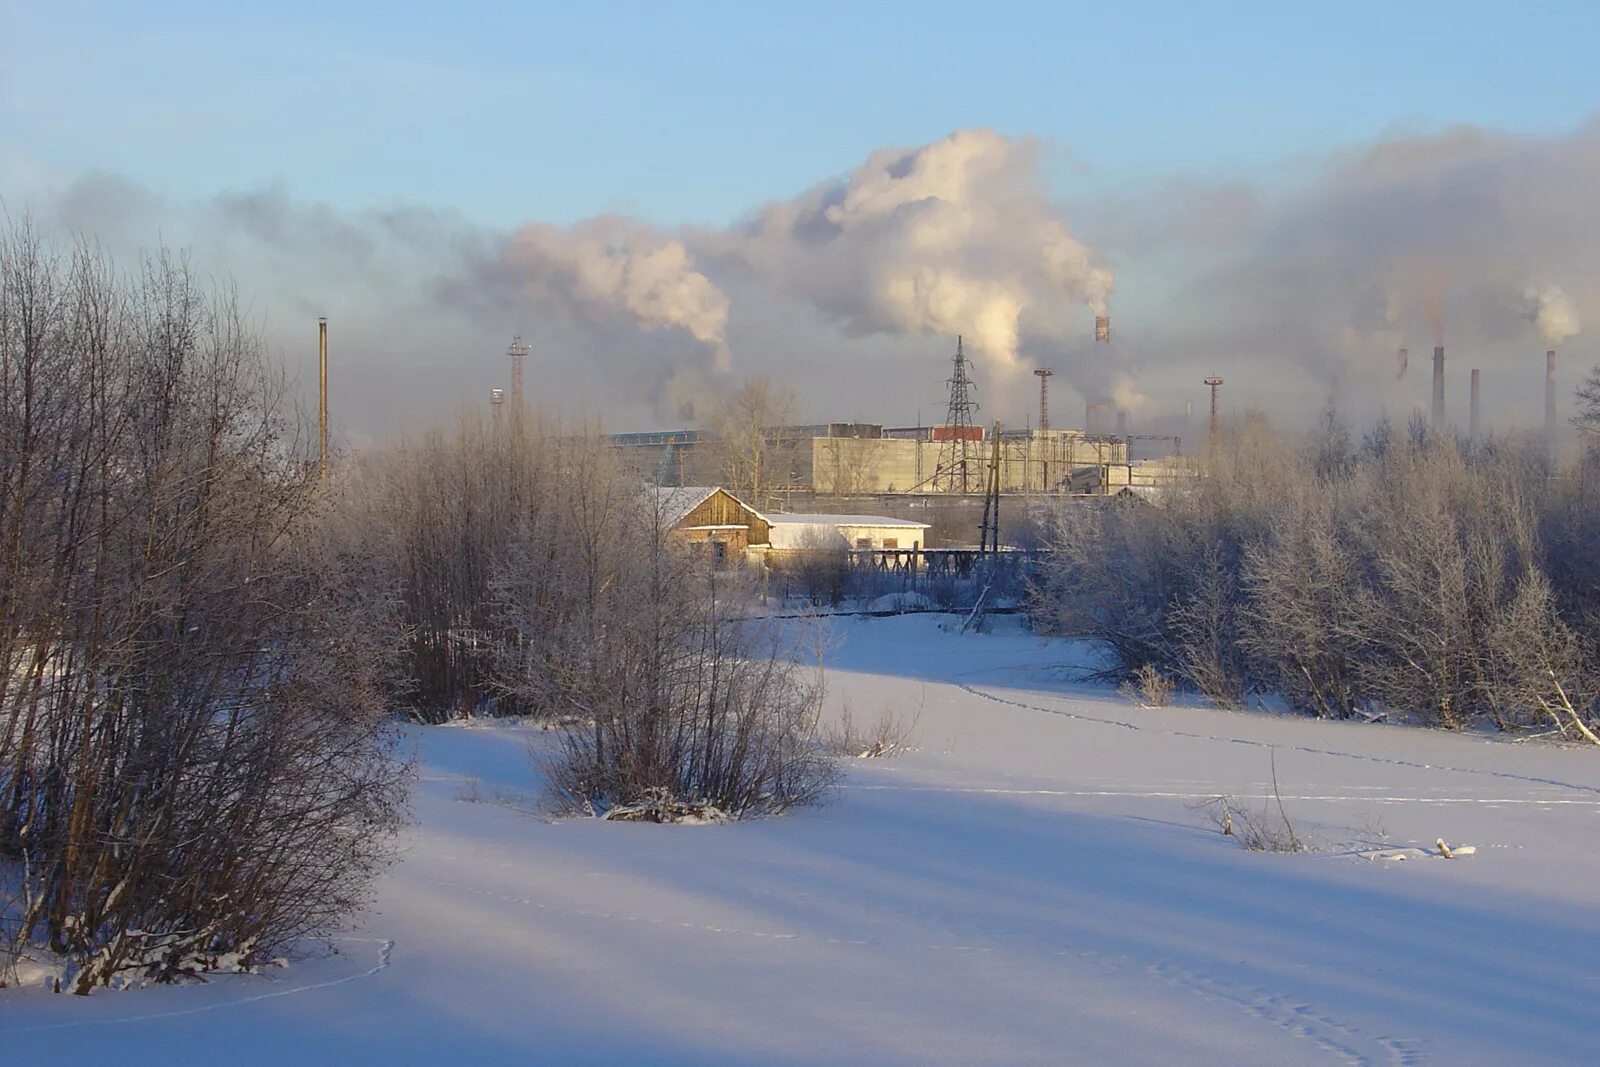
1397;346;1408;381
1086;400;1109;435
1432;345;1445;427
318;317;329;481
1094;315;1111;344
1469;369;1480;444
1546;349;1558;447
1115;410;1127;438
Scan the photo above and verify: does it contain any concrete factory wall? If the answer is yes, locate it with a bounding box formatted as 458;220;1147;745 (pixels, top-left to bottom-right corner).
615;427;1134;498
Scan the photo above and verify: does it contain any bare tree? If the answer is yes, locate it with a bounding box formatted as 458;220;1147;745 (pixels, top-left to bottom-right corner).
709;377;796;508
0;221;406;991
1241;489;1365;718
1029;408;1600;739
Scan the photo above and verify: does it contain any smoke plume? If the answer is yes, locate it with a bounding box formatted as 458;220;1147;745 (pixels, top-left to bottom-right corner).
713;129;1114;377
1525;284;1581;346
1102;119;1600;424
501;218;731;371
22;118;1600;439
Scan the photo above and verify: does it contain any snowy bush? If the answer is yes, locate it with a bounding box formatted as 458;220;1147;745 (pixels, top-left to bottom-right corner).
1029;408;1600;741
820;702;922;758
0;222;407;992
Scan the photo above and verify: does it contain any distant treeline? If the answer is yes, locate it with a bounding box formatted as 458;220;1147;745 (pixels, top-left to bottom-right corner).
1030;409;1600;743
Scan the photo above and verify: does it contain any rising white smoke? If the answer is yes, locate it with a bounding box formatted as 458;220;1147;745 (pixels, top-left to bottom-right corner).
1524;284;1582;346
715;128;1114;376
41;120;1600;438
502;217;731;370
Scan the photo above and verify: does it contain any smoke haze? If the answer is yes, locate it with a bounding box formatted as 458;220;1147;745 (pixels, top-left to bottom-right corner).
18;119;1600;442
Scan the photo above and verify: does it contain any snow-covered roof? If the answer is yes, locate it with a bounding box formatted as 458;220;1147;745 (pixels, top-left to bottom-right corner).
766;513;930;529
649;486;721;527
764;512;930;550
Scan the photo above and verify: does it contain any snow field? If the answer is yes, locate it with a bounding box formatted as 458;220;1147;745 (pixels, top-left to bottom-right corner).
3;614;1597;1065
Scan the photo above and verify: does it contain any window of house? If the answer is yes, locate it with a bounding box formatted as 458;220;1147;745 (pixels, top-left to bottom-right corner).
855;537;872;550
882;538;898;550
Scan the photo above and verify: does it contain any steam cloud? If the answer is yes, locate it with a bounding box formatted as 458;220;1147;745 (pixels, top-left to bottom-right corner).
1525;284;1581;346
502;218;731;371
25;118;1600;438
1113;120;1600;422
715;129;1114;374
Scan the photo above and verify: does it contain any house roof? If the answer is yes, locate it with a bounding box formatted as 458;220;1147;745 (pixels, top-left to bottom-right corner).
649;486;769;528
764;512;930;550
650;486;720;527
647;490;927;547
765;513;930;529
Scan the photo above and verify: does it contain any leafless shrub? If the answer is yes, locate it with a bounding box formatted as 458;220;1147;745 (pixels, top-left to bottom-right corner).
1240;487;1365;719
772;528;852;607
600;787;730;824
822;701;923;758
489;481;837;817
1120;664;1174;708
1030;407;1600;741
1196;795;1307;853
0;220;407;992
1169;544;1249;707
1194;751;1306;853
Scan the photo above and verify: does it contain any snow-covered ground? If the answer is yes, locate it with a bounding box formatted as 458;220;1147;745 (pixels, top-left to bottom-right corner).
4;615;1599;1065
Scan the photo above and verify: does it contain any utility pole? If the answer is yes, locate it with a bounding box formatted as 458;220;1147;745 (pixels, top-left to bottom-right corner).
1204;376;1224;458
978;421;1002;555
318;317;329;481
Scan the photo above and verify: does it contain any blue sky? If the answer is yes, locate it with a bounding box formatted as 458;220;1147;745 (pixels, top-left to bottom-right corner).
4;1;1596;226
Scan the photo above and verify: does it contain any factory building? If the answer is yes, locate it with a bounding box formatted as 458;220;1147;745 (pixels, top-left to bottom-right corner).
615;423;1134;498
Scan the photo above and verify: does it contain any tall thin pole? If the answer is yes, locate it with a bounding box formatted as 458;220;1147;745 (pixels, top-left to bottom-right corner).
978;420;1002;554
1546;349;1558;450
1204;376;1224;457
1432;345;1446;427
990;422;1001;553
1469;368;1481;444
507;334;530;436
318;317;329;481
1033;367;1052;431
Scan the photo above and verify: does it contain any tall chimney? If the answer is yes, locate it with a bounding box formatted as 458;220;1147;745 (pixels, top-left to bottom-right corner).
1086;400;1108;435
1397;346;1408;381
1546;349;1558;447
1204;377;1224;457
1469;369;1480;443
1094;315;1111;344
1431;345;1445;427
318;317;329;481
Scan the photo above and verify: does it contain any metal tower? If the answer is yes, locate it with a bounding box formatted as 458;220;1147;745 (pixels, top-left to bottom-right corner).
933;336;980;493
507;334;530;433
1033;366;1053;431
1204;376;1224;456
